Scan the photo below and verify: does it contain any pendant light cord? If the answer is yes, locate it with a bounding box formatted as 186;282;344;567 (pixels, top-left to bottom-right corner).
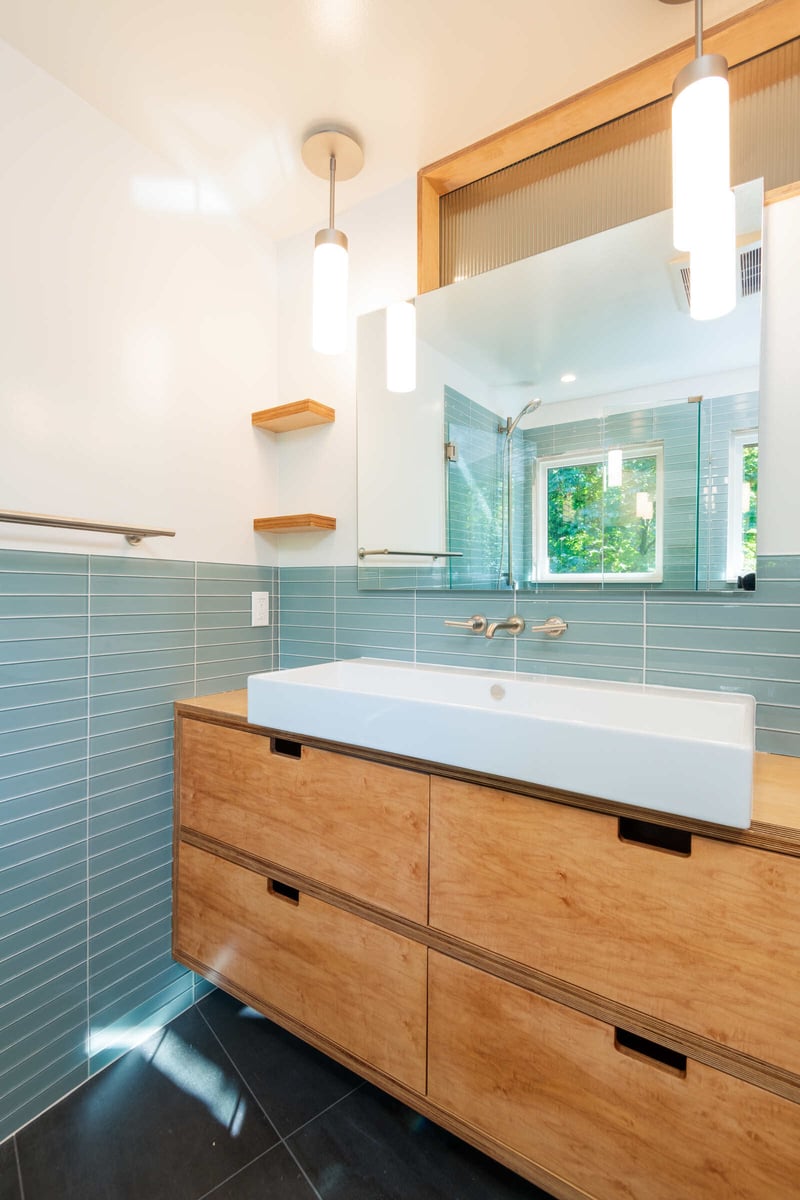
695;0;703;57
328;154;336;229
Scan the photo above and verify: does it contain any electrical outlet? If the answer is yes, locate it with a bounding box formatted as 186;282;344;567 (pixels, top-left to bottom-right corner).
251;591;270;627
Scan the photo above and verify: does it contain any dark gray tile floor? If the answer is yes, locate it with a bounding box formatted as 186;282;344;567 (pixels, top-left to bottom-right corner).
5;989;555;1199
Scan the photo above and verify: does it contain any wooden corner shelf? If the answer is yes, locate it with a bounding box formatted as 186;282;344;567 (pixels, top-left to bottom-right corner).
254;514;336;534
252;400;335;433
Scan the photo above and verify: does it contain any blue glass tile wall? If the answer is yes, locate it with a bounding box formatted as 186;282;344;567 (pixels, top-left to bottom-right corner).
280;559;800;759
0;549;276;1142
444;391;702;590
5;547;798;1142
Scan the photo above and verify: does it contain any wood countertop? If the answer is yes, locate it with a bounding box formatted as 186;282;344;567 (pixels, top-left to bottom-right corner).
176;690;800;849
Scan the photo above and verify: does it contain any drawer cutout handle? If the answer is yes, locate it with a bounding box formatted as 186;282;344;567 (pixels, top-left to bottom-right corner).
618;817;691;857
267;878;300;905
272;737;302;759
614;1028;687;1078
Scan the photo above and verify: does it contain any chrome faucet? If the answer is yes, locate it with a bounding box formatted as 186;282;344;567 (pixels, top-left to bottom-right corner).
485;615;525;639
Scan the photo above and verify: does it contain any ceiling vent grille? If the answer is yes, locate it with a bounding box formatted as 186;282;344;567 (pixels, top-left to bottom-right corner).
740;245;762;297
669;240;761;313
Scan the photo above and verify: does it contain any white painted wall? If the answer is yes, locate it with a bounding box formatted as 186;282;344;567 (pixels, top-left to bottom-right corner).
357;310;494;560
3;31;795;569
758;194;800;557
276;189;800;563
275;179;417;567
0;39;279;565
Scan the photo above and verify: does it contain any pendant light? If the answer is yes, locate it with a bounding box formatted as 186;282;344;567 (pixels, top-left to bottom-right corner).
669;0;730;250
302;129;363;355
667;0;736;319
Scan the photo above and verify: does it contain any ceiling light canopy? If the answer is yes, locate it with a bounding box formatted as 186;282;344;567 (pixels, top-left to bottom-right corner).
302;129;363;355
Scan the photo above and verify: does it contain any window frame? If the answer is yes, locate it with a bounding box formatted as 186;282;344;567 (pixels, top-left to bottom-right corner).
726;428;759;582
533;443;665;584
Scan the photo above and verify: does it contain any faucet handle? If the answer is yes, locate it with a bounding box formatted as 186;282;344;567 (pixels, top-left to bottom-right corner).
444;614;488;633
529;616;568;637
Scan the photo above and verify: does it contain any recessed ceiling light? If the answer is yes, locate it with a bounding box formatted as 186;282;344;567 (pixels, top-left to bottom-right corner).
560;372;577;383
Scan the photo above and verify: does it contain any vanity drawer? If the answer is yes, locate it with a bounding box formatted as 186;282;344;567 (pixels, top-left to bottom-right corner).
175;841;427;1092
428;951;800;1200
429;777;800;1074
176;716;429;923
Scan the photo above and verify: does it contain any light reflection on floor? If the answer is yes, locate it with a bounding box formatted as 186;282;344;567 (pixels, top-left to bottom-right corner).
142;1027;247;1136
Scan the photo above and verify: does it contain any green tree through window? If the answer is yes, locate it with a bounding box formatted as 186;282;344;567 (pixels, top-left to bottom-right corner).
540;450;661;580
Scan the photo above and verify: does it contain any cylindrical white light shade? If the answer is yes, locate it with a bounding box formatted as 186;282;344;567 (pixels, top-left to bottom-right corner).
635;492;654;521
606;448;623;488
672;57;730;252
386;301;416;393
312;231;348;355
690;189;736;321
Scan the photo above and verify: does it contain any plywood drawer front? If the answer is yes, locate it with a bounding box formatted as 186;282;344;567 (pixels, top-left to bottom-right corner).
178;717;429;923
175;841;427;1092
428;952;800;1200
429;777;800;1073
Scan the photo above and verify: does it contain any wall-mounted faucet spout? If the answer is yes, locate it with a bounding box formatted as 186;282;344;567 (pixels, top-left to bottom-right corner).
485;615;525;639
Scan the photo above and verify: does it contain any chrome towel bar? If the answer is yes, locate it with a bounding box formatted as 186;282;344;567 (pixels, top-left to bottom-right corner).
358;547;463;559
0;508;176;546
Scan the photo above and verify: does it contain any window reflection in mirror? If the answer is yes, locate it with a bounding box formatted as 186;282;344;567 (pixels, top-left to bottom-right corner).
357;179;763;593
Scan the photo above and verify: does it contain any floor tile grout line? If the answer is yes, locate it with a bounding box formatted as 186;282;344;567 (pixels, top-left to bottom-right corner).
194;1001;282;1141
192;1144;282;1200
194;1003;324;1200
279;1081;365;1142
195;999;356;1200
281;1136;326;1200
14;1135;26;1200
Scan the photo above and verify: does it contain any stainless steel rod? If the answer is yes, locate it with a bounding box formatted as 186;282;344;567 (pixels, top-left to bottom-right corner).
329;154;336;228
696;0;703;57
0;508;175;546
358;547;463;559
507;430;515;589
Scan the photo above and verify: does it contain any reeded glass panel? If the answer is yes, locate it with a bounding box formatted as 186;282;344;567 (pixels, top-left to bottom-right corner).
441;39;798;284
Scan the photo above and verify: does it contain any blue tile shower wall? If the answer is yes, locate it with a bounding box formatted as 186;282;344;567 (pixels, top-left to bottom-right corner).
444;392;701;589
0;549;276;1142
279;558;800;758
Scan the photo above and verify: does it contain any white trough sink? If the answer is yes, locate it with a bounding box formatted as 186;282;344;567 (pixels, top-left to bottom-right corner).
247;658;755;829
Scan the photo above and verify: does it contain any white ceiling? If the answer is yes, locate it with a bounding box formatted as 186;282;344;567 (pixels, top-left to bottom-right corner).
0;0;760;240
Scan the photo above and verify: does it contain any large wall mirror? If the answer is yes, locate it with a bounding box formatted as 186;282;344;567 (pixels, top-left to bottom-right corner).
357;179;763;592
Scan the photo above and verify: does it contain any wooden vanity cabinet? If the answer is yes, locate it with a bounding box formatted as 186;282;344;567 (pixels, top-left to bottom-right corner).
176;840;427;1091
429;776;800;1075
177;715;429;923
173;696;800;1200
428;953;800;1200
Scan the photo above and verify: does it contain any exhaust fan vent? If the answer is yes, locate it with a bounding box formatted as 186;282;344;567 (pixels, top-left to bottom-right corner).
739;245;761;297
668;238;762;314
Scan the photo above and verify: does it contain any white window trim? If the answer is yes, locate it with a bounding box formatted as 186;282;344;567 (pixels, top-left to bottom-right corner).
726;428;758;582
533;444;664;584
